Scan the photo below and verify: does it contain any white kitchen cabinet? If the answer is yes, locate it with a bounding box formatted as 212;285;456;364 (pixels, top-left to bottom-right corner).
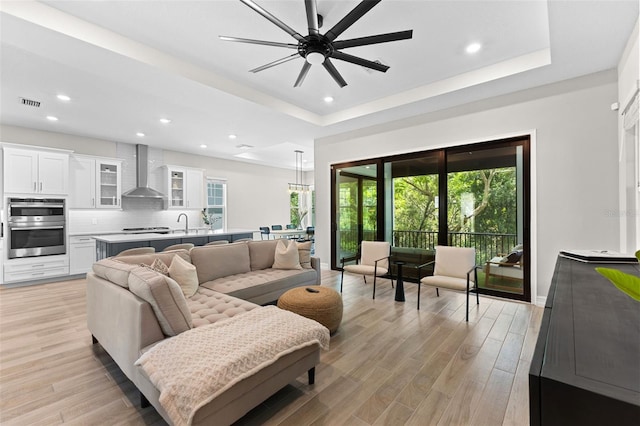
3;147;69;195
164;166;204;209
4;255;69;284
70;155;122;209
69;236;96;275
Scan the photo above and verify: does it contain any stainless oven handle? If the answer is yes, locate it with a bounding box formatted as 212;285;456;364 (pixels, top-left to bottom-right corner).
9;203;65;208
10;225;65;230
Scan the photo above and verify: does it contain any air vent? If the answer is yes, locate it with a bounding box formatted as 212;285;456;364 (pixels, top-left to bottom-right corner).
20;97;41;107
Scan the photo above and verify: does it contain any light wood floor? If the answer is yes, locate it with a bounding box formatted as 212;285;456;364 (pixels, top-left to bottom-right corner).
0;269;542;425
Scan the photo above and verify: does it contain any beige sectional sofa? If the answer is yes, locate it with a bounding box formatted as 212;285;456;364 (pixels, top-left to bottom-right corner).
86;240;326;425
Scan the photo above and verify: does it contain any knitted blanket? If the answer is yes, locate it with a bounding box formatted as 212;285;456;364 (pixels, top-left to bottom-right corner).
135;306;330;426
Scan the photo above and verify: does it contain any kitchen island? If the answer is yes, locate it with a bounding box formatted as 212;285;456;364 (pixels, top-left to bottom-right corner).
93;229;255;259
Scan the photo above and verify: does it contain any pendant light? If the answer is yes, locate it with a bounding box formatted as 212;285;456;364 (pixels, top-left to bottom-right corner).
288;150;310;193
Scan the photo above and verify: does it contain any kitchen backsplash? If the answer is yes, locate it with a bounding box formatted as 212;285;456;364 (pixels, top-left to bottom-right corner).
68;209;203;235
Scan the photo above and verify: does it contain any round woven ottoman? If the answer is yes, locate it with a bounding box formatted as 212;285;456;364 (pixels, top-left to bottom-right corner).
277;286;343;334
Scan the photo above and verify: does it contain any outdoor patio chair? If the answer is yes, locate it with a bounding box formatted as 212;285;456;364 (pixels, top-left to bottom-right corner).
484;246;524;287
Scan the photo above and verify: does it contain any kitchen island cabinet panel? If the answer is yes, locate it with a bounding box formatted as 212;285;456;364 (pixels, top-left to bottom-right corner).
93;229;256;260
149;238;181;252
228;232;253;242
181;236;209;247
96;241;151;259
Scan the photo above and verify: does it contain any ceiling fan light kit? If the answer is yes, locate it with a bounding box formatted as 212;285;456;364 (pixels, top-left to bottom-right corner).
220;0;413;88
305;51;325;65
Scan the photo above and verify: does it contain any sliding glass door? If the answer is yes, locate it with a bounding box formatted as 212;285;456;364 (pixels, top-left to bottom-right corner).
447;144;527;298
332;163;378;267
384;155;440;249
331;136;530;301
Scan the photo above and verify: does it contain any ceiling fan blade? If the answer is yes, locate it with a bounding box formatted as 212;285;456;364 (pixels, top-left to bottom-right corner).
240;0;304;41
304;0;319;36
325;0;381;42
331;51;389;72
250;53;300;73
294;62;312;87
219;36;298;49
323;58;348;88
332;30;413;49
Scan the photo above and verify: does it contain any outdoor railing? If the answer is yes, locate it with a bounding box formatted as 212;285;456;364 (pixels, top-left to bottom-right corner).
339;229;518;264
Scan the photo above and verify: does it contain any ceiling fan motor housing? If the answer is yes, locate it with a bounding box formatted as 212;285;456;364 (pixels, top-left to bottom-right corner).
298;35;333;63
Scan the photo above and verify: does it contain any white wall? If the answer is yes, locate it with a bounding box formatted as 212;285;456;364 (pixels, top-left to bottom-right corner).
617;17;639;253
0;124;307;235
314;70;620;304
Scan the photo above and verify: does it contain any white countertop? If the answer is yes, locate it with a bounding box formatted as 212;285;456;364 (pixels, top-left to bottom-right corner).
92;229;256;243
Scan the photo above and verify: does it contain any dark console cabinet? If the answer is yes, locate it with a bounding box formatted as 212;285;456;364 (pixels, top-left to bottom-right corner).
529;256;640;425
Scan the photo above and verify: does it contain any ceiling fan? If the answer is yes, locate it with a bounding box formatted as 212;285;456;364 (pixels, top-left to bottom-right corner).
220;0;413;88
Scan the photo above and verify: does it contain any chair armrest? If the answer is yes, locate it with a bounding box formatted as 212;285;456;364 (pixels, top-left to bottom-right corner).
466;265;481;276
416;260;435;270
486;260;519;267
416;260;435;280
467;265;481;288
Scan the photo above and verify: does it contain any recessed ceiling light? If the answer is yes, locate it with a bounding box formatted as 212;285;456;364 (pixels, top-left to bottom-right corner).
46;115;58;121
136;132;145;137
323;96;334;103
465;42;482;54
228;134;237;139
236;144;253;150
200;144;207;149
159;118;171;124
56;94;71;101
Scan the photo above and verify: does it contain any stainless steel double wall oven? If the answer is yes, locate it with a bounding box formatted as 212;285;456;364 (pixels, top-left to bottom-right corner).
7;198;66;259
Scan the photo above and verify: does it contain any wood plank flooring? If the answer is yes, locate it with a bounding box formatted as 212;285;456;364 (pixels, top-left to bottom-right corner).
0;269;542;425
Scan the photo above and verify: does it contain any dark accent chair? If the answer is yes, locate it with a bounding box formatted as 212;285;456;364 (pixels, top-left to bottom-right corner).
259;227;271;240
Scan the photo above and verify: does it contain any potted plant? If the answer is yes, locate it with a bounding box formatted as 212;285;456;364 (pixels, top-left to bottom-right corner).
596;250;640;302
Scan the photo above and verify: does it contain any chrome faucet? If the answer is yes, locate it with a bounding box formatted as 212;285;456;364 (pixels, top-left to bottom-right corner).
177;213;188;234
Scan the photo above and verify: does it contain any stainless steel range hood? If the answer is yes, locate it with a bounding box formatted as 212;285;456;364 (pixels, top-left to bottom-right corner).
121;144;166;199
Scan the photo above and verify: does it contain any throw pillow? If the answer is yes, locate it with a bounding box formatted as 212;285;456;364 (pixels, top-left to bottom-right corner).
128;266;192;336
272;239;302;270
140;258;169;276
505;250;523;265
297;241;312;269
168;255;199;297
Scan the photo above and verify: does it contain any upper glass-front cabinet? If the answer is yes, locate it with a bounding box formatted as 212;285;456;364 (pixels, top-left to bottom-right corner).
164;166;204;209
170;169;185;208
97;161;121;208
69;155;122;209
